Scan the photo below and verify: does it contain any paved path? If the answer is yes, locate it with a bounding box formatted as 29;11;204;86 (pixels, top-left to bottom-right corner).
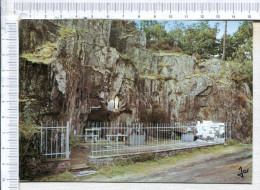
125;147;252;183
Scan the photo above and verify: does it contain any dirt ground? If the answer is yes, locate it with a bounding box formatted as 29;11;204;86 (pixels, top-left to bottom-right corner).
70;146;90;167
125;147;252;183
81;145;252;183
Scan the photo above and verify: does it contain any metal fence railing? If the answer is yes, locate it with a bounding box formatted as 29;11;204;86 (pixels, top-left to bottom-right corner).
34;121;70;159
84;121;232;158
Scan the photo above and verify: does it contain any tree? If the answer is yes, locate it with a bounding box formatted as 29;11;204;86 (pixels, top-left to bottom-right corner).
139;21;171;50
181;21;219;58
221;22;253;62
168;28;184;48
223;22;253;92
138;20;160;48
219;34;234;59
222;21;227;61
139;20;159;30
231;22;253;62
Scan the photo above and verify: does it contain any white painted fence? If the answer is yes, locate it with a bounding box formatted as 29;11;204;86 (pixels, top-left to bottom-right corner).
85;121;231;158
35;121;70;159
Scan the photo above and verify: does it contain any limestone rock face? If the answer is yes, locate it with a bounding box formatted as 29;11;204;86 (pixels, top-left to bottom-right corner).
19;20;252;143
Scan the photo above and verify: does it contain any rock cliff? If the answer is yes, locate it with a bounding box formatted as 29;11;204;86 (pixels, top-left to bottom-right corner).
19;20;252;143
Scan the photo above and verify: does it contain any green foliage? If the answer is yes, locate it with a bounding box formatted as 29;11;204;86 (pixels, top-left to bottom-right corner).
221;22;253;62
69;135;81;150
139;109;152;123
139;21;220;57
220;34;234;58
226;139;240;146
141;21;180;52
19;123;53;180
227;59;253;92
22;102;35;126
232;22;253;61
223;22;253;92
138;21;252;61
109;20;137;50
230;60;252;81
181;21;219;58
39;170;75;182
139;20;160;30
151;102;169;123
82;144;248;180
115;158;134;166
137;20;252;92
19;98;47;125
167;22;185;47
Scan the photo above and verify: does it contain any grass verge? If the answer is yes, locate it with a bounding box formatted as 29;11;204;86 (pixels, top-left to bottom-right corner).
37;170;76;182
37;141;249;181
80;142;249;180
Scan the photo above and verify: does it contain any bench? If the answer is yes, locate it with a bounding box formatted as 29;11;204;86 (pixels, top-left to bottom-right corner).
84;128;101;143
106;134;128;142
84;134;99;143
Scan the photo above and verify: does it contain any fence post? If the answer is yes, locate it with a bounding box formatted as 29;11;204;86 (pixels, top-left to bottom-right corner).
56;121;58;158
117;122;119;155
51;121;53;158
46;121;48;156
66;121;70;159
224;122;226;140
230;122;232;139
107;122;109;155
61;130;64;156
157;123;159;151
92;124;94;157
228;122;229;139
40;121;43;153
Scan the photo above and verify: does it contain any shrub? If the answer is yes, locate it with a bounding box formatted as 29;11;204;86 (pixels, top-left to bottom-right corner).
172;46;183;53
116;158;134;166
69;135;81;150
19;123;54;180
132;153;156;162
139;102;169;123
139;109;152;123
226;139;240;146
151;102;169;123
229;60;252;92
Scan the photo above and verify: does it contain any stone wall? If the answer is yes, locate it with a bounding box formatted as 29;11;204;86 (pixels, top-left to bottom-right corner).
43;159;71;175
87;143;221;166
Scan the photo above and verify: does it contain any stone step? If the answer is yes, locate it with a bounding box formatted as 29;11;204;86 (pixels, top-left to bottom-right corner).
70;164;91;172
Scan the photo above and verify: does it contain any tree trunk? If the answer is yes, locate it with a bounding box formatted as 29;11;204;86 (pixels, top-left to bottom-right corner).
223;21;227;61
